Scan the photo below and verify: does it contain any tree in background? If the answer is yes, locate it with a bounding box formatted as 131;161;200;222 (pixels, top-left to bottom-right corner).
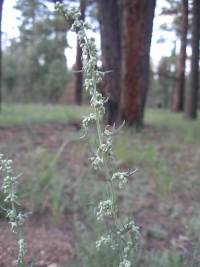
159;0;190;113
171;0;188;112
2;0;70;103
157;55;177;108
185;0;200;119
98;0;121;124
74;0;86;105
120;0;156;127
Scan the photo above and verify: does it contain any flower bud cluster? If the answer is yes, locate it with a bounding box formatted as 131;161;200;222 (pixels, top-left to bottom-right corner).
111;169;137;189
0;154;26;266
82;113;96;135
96;199;113;221
119;259;132;267
90;128;114;170
55;2;81;22
95;234;112;249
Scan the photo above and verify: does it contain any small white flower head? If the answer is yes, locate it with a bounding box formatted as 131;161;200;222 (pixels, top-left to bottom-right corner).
119;259;131;267
55;1;62;6
96;234;111;249
90;154;103;170
95;129;113;157
117;218;140;254
123;241;133;257
71;19;83;32
55;3;81;23
97;139;112;156
82;113;96;134
84;78;94;92
96;199;113;220
111;172;128;189
90;91;105;112
95;70;103;83
128;220;140;235
111;169;137;189
55;1;64;11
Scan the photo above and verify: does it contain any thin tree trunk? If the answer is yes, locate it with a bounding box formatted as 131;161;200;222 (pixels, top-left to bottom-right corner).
0;0;3;111
120;0;156;127
171;0;188;112
74;0;86;105
185;0;200;119
98;0;121;124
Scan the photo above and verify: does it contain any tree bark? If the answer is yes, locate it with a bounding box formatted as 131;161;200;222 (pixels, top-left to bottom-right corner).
120;0;156;127
185;0;200;119
74;0;86;105
0;0;3;111
171;0;188;112
98;0;121;124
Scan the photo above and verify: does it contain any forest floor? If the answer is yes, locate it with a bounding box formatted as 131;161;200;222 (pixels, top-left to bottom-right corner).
0;105;200;267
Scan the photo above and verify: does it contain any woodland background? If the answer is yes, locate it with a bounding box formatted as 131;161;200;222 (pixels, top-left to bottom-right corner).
0;0;200;266
1;0;199;124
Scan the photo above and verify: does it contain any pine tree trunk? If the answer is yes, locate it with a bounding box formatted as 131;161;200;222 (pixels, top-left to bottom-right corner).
0;0;3;111
74;0;86;105
120;0;156;127
98;0;121;124
185;0;200;119
171;0;188;112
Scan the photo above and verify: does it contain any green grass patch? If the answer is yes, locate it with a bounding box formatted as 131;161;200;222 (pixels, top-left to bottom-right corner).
145;109;200;144
0;104;91;126
115;133;157;167
114;109;200;199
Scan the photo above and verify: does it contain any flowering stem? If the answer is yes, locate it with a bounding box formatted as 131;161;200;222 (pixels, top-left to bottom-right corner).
55;3;139;266
0;155;26;267
95;107;117;224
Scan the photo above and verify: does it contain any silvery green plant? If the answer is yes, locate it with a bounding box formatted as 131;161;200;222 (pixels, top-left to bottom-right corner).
55;3;139;266
0;154;26;267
